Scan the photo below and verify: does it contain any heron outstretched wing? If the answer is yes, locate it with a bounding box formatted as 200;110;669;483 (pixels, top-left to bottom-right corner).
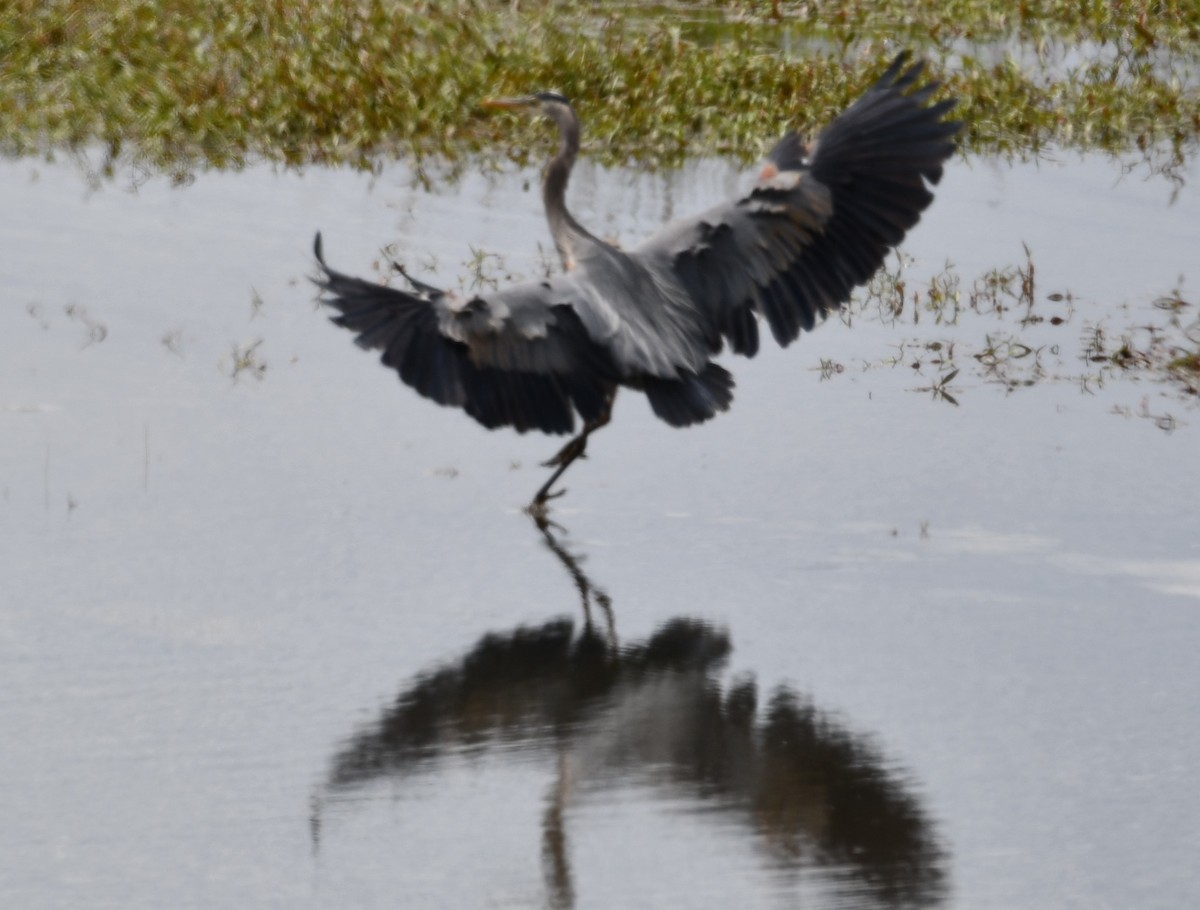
312;235;617;435
633;54;960;358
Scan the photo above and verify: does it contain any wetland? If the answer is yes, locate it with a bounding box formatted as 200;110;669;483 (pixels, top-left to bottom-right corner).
3;3;1199;908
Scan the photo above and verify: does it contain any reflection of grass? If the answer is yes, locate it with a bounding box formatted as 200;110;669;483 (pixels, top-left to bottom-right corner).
915;367;961;406
1;1;1196;180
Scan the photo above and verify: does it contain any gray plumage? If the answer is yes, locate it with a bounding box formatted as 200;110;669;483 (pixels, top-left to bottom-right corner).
312;54;961;503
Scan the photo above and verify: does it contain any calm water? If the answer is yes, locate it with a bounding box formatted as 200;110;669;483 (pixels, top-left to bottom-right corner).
2;148;1198;909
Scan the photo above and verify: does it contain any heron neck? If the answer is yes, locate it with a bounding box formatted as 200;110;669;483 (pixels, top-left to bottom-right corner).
543;112;597;269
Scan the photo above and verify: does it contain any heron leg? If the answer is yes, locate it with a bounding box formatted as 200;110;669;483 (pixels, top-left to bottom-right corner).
540;435;585;470
530;392;616;507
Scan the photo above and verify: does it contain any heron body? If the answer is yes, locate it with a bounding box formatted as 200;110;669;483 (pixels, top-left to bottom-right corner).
313;54;961;506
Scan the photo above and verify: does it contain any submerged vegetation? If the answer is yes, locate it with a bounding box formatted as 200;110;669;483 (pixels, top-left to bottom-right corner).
1;0;1198;179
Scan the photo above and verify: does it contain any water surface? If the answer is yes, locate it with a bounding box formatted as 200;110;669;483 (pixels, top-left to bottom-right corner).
2;150;1198;909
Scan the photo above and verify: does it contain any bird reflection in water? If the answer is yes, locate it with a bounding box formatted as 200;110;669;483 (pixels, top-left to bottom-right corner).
316;517;947;908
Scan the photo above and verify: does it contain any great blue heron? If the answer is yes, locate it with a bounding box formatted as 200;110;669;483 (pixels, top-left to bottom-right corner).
313;53;960;507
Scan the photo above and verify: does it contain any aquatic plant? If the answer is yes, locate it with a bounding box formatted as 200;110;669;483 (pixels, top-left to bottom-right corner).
2;0;1197;179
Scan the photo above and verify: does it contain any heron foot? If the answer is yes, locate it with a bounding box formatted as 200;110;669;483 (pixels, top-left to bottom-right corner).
533;486;568;506
527;392;616;510
527;485;567;521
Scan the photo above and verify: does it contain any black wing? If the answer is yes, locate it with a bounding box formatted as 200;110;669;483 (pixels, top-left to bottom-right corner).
312;235;616;435
634;53;961;357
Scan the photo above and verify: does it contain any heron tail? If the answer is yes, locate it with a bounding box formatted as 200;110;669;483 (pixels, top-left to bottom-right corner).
642;362;734;427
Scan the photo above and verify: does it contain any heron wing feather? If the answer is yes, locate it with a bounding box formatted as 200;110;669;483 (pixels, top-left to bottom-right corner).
634;53;959;354
312;235;614;434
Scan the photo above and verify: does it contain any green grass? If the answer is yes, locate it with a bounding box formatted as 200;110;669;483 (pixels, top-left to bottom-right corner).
2;0;1198;179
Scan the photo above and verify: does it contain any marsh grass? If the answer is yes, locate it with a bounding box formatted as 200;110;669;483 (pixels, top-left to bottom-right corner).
843;250;1199;422
229;337;266;381
2;0;1197;180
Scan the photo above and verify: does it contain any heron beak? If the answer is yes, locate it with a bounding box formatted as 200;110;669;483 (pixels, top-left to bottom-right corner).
480;96;536;111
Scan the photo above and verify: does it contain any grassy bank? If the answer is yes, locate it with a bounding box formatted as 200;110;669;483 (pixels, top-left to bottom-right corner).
2;0;1198;179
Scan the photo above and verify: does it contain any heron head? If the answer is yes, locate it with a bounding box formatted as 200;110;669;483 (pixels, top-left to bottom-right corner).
481;91;573;121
